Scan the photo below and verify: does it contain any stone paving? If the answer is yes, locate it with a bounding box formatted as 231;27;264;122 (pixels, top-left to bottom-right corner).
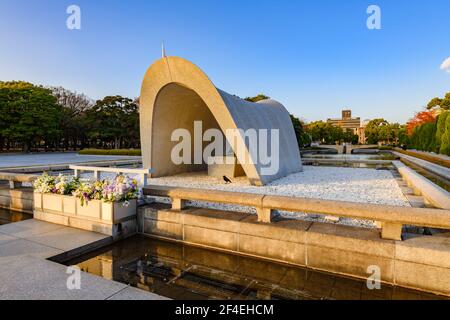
0;219;167;300
0;152;140;169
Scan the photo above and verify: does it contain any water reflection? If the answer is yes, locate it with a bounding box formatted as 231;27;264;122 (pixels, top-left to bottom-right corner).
64;235;445;300
0;208;32;225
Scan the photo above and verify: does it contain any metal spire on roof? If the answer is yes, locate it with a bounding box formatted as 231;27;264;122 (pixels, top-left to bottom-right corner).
162;42;167;58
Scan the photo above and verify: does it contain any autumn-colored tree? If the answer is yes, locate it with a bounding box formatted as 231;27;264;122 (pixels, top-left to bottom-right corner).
406;110;436;136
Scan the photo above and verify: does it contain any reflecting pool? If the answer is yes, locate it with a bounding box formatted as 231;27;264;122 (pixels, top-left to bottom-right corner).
63;235;445;300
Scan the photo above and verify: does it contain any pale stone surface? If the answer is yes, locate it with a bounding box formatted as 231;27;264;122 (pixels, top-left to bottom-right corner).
0;153;140;169
0;187;34;213
396;234;450;268
0;233;17;246
239;234;306;265
0;238;63;259
107;286;170;300
0;255;127;300
306;222;395;258
140;56;302;186
394;260;450;295
26;226;109;252
144;219;183;240
0;219;166;300
184;225;238;251
207;156;245;178
0;218;65;238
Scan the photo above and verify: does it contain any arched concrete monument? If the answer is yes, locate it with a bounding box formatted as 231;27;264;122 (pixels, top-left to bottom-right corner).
140;56;302;186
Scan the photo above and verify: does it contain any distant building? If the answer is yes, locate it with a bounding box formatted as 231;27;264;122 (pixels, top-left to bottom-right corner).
358;119;371;145
327;110;367;144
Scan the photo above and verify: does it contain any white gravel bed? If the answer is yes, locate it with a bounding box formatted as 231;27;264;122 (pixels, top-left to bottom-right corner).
144;166;410;229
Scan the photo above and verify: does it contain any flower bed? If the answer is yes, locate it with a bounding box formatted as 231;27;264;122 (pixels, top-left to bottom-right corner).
33;173;139;223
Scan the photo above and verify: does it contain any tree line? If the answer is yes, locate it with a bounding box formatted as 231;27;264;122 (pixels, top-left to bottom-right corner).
3;83;447;155
0;81;140;152
402;93;450;155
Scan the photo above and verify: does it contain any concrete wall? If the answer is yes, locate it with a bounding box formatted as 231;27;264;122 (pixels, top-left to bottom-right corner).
138;204;450;297
0;187;33;213
140;56;302;185
152;83;222;176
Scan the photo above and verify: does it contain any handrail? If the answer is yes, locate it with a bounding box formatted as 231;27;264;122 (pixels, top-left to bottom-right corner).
69;165;153;185
263;195;450;228
144;185;263;209
143;185;450;241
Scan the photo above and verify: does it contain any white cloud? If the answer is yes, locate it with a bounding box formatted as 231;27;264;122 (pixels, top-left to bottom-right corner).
440;57;450;73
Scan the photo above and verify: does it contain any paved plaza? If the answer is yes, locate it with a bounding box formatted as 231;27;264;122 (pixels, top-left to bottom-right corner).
0;153;140;169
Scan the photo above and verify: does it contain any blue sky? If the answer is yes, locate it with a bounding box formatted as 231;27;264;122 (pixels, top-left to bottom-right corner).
0;0;449;123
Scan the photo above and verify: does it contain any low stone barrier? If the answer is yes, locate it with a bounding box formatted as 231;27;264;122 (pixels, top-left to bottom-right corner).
393;161;450;209
33;193;137;237
301;158;392;165
143;185;450;241
0;159;142;173
0;172;38;188
0;173;37;213
138;204;450;296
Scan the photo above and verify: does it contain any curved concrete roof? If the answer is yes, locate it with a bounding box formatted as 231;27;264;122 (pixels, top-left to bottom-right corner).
140;56;302;185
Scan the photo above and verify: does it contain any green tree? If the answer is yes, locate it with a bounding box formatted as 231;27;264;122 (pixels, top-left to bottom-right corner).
439;115;450;155
0;81;62;152
436;111;449;151
427;93;450;110
365;119;388;144
86;96;139;149
50;86;93;150
342;129;358;144
306;121;344;144
244;94;270;103
410;122;438;152
290;114;311;147
397;125;409;146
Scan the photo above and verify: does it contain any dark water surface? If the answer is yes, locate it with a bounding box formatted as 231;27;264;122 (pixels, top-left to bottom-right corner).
0;208;32;225
64;235;445;300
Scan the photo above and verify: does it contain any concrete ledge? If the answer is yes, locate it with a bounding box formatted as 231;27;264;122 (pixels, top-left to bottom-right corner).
393;161;450;209
34;209;136;239
0;159;141;174
144;184;450;241
0;172;38;183
138;204;450;296
0;188;34;213
144;185;264;208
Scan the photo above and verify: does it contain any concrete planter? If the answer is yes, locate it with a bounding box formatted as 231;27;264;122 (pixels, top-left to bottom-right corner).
34;192;136;223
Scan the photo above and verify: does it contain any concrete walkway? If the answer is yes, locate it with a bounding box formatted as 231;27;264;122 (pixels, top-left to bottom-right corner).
0;152;141;169
393;152;450;180
0;219;167;300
